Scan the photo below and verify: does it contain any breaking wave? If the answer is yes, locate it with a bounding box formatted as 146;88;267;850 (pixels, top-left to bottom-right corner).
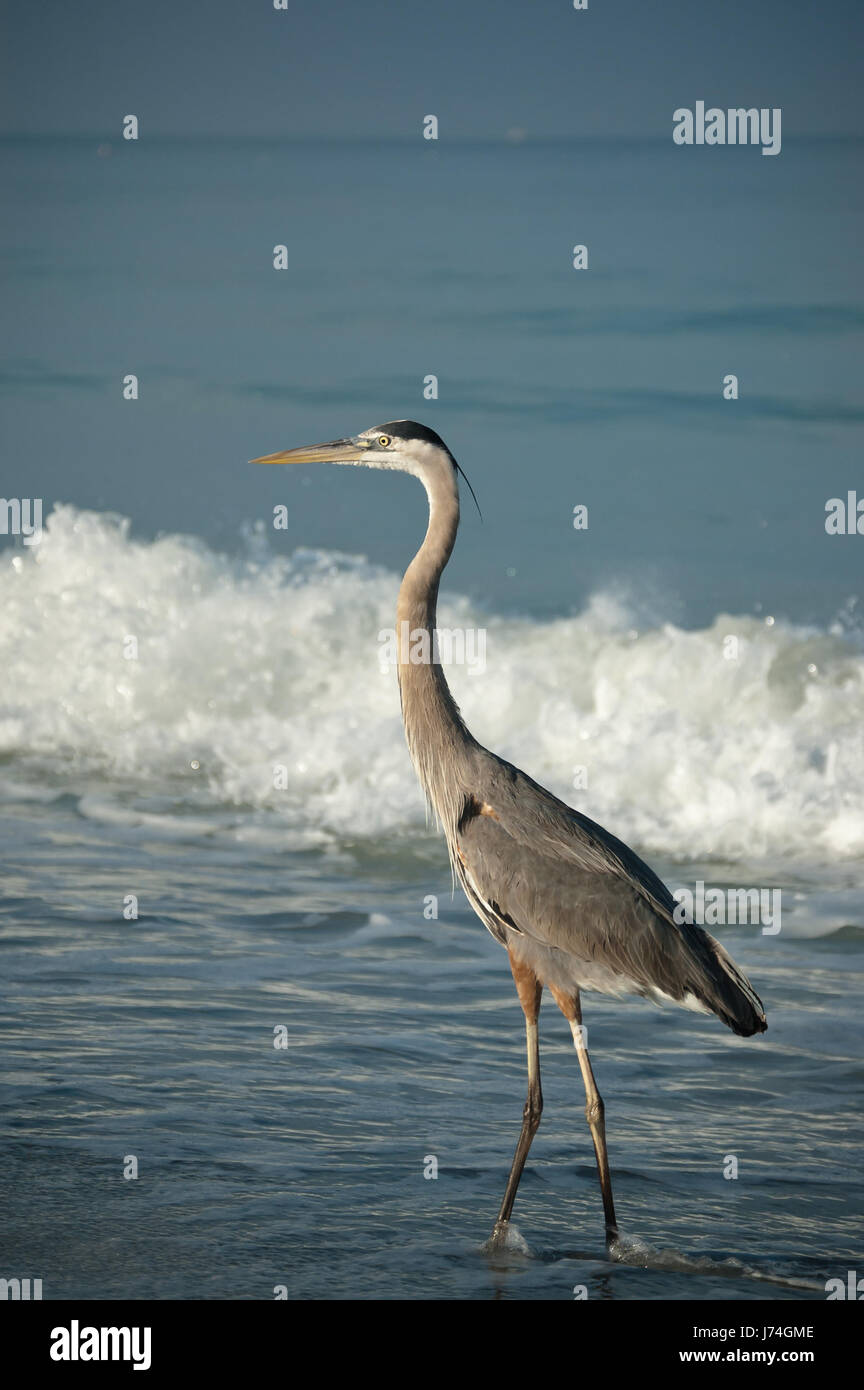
1;505;862;866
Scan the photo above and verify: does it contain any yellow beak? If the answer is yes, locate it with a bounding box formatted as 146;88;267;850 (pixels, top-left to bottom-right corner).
250;438;370;465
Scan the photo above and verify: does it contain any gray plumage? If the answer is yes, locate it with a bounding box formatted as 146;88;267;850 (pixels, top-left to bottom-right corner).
252;418;767;1251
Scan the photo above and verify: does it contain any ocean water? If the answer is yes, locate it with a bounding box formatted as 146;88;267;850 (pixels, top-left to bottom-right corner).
1;136;863;1300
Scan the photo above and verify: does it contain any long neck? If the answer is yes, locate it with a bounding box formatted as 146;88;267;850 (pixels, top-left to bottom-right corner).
396;467;475;833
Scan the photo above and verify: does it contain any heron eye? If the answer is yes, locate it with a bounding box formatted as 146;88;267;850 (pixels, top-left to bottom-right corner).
378;435;391;447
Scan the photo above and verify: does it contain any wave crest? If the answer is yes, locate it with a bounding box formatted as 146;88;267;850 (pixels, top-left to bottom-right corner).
2;506;862;864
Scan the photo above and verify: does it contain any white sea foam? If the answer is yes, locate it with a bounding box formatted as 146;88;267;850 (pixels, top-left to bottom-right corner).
1;505;863;867
609;1234;823;1291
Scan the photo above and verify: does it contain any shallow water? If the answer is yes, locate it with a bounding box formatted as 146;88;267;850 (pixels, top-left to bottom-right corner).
1;773;862;1300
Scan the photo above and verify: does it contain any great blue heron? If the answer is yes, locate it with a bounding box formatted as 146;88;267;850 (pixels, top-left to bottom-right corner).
252;419;767;1254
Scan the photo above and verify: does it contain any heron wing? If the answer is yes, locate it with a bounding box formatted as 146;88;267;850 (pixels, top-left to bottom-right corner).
466;752;681;926
455;797;690;995
453;753;767;1034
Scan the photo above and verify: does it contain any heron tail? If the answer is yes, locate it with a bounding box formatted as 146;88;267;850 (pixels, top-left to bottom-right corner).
689;926;768;1037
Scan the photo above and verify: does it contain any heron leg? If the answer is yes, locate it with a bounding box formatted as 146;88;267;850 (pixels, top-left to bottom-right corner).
487;954;543;1249
549;985;619;1250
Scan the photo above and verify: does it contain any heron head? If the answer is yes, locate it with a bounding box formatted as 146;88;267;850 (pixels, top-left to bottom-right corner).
252;419;481;514
251;420;457;478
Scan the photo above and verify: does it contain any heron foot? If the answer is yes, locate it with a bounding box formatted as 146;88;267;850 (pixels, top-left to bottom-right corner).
482;1219;530;1256
484;1220;511;1254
